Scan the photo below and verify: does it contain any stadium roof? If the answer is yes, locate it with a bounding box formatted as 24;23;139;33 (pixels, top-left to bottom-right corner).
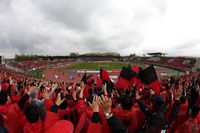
147;52;167;57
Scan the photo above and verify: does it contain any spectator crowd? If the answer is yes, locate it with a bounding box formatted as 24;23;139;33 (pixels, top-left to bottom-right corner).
0;64;199;133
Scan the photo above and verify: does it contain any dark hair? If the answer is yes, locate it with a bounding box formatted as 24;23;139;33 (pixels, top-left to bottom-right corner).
107;82;114;94
180;96;186;104
0;126;7;133
88;89;93;96
152;95;164;109
7;85;12;96
40;85;46;93
190;104;199;118
59;100;68;110
0;90;8;105
86;96;93;104
174;80;180;88
29;82;37;87
120;96;133;110
124;89;130;96
123;118;132;126
25;104;40;123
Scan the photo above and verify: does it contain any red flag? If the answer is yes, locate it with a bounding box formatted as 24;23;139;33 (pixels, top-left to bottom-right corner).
129;64;140;87
83;85;90;98
116;67;132;89
140;65;160;94
100;68;111;82
100;68;114;93
95;77;103;87
132;65;139;75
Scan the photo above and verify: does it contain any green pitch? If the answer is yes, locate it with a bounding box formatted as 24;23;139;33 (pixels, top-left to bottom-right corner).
64;62;128;70
29;62;182;79
29;68;45;78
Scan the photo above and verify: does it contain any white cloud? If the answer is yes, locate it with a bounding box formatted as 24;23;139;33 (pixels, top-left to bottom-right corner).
0;0;200;58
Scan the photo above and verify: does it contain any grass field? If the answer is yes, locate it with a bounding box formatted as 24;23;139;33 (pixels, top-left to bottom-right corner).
64;62;128;70
30;68;45;78
30;62;182;79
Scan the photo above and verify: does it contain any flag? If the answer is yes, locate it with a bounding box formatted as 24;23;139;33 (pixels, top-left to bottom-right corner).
81;71;87;84
131;65;143;91
100;68;113;93
132;64;139;77
140;65;160;93
129;64;139;87
100;68;111;82
81;71;94;98
116;66;132;89
95;77;103;88
135;68;143;91
86;75;95;85
81;71;94;85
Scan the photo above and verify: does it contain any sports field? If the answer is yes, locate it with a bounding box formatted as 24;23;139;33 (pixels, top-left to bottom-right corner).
64;62;129;70
30;62;182;80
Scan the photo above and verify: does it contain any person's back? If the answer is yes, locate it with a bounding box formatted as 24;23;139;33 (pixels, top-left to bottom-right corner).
168;97;188;132
112;96;138;132
144;106;165;133
175;104;200;133
1;104;26;133
136;92;181;133
0;90;27;133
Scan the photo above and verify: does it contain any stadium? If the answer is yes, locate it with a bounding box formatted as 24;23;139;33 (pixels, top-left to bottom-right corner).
1;52;199;82
0;52;199;133
0;0;200;133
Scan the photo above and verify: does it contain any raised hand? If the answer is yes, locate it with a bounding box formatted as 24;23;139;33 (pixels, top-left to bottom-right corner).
9;76;13;85
55;93;65;106
27;86;36;96
135;91;141;100
89;96;100;112
80;81;85;90
52;83;58;91
99;95;112;113
102;83;108;95
175;83;182;100
72;91;77;100
73;82;76;88
42;88;49;99
79;81;85;99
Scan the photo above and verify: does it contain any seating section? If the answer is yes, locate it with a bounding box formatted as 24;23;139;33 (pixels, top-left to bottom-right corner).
7;56;197;72
9;60;47;70
128;56;196;71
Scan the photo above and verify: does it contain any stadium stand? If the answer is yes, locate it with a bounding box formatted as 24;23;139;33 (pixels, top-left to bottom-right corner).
128;56;197;71
0;55;199;133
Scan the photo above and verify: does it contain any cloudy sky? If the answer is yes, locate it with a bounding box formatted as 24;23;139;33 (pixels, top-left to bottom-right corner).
0;0;200;58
